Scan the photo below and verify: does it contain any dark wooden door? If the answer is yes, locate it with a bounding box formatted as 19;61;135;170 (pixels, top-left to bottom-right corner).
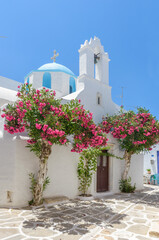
97;155;109;192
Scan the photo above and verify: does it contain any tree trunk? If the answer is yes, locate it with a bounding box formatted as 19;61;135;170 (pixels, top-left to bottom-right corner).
122;150;132;180
33;140;51;206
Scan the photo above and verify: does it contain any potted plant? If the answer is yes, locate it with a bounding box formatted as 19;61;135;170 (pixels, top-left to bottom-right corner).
147;169;151;174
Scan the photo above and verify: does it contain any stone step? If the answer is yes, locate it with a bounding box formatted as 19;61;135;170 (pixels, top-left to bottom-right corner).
44;196;69;205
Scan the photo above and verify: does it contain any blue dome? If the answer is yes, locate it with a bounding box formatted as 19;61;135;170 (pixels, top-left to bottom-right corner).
38;62;75;76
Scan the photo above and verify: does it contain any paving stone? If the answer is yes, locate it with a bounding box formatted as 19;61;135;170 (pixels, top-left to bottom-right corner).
6;235;24;240
75;228;88;234
127;224;149;235
77;223;95;230
145;206;158;212
149;221;159;238
99;213;111;221
53;233;81;240
132;218;147;223
24;238;40;240
136;236;150;240
114;205;125;210
134;205;144;210
82;216;101;224
0;228;19;239
112;222;127;229
94;235;114;240
55;223;74;232
0;222;22;227
63;209;77;214
100;229;112;235
113;231;133;238
118;238;129;240
122;216;131;221
22;227;56;237
0;214;16;220
127;211;145;218
147;214;159;219
102;236;114;240
72;212;87;218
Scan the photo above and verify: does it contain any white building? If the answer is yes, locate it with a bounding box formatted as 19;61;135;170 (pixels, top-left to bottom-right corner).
144;144;159;175
0;37;144;207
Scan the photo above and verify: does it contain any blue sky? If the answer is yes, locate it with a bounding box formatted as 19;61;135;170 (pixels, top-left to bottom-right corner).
0;0;159;118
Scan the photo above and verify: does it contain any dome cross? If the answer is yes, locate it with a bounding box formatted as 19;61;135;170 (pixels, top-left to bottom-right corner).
51;50;59;62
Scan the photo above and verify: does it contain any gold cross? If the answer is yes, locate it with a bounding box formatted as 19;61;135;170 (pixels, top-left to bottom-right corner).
51;50;59;62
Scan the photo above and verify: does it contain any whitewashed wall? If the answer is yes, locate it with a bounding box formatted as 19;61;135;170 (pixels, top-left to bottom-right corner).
0;132;144;207
0;76;20;91
25;72;74;98
0;134;80;207
143;145;159;175
0;133;16;207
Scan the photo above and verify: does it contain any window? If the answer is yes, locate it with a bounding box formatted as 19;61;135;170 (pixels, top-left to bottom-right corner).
43;72;51;89
97;92;102;105
98;96;100;105
69;77;76;94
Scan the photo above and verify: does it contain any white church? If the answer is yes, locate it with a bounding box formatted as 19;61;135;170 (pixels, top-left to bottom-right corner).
0;37;144;207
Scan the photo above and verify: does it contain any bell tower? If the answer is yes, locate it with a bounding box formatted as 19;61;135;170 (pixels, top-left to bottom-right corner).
79;37;110;85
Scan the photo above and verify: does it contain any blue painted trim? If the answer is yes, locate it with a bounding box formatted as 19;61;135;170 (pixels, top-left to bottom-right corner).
24;69;77;79
69;77;76;93
43;72;51;89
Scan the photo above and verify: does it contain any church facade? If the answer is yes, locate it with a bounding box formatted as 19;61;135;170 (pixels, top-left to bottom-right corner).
0;37;144;207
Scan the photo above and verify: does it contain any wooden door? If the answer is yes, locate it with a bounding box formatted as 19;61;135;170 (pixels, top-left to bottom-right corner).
97;154;109;192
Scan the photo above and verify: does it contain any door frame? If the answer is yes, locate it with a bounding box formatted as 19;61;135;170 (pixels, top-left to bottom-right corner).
96;152;109;192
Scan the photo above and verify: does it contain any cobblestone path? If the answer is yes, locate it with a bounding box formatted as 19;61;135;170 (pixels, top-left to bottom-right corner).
0;185;159;240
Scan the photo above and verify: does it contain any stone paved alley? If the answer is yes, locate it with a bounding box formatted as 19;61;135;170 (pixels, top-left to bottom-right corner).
0;185;159;240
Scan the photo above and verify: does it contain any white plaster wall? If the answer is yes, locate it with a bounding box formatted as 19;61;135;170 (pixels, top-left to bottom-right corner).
0;133;16;207
76;75;118;123
14;137;39;207
0;137;80;207
0;76;20;91
26;72;43;89
143;145;159;174
50;72;70;98
26;72;74;98
108;136;124;193
45;144;79;199
128;153;144;190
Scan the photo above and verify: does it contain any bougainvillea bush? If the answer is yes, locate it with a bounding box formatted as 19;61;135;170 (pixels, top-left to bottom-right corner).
2;83;108;205
102;107;159;181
